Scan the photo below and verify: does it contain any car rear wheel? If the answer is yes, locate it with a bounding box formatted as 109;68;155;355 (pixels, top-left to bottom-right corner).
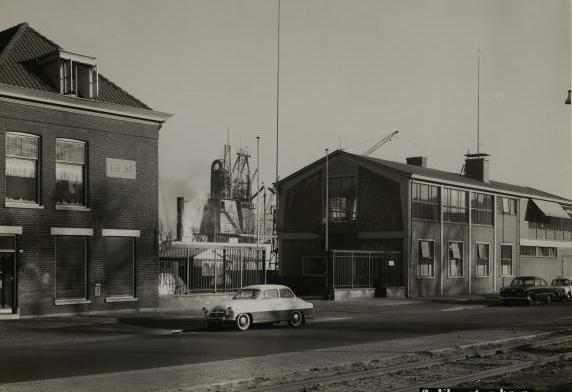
289;311;303;327
235;314;251;331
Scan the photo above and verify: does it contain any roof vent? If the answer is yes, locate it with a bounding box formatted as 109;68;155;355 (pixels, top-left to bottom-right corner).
406;156;427;168
464;153;490;183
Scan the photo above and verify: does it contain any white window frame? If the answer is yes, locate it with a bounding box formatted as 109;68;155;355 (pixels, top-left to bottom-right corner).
500;243;513;277
55;138;87;207
417;239;435;279
447;241;464;278
5;132;41;207
475;242;490;277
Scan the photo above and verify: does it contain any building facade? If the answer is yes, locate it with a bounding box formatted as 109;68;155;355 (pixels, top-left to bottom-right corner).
277;150;572;297
0;23;170;316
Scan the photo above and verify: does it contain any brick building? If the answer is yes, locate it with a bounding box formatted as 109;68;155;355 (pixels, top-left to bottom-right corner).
0;23;170;316
276;150;572;298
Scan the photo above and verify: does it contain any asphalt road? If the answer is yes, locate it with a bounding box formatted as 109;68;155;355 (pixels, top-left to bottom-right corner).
2;299;572;384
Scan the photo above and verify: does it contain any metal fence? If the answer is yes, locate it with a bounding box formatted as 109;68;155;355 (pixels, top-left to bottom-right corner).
159;244;266;294
329;250;401;289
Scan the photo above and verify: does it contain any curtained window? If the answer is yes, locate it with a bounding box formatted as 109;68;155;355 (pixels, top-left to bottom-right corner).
5;133;39;203
56;139;86;205
448;242;464;277
418;240;435;278
443;188;468;223
475;243;490;276
500;244;513;277
412;183;440;221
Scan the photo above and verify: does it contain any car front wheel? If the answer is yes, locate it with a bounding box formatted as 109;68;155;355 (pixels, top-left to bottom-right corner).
289;311;303;327
235;314;251;331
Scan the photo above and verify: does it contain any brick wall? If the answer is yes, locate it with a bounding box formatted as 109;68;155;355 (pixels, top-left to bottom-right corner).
0;100;161;316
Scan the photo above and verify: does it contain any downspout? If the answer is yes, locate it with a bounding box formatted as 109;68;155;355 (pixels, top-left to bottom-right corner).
408;179;412;298
493;195;497;292
440;185;444;296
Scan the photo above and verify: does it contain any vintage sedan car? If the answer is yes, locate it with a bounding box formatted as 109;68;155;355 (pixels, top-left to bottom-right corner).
202;284;314;331
500;276;566;305
551;277;572;301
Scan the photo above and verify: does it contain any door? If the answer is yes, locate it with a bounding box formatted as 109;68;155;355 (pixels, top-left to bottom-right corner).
0;252;15;312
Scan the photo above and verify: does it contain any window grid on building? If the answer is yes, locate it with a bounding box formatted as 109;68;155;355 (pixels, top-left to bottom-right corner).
418;240;435;278
412;183;439;221
471;193;493;225
328;176;357;222
5;133;39;204
55;139;86;206
500;244;513;277
443;188;468;223
520;246;557;257
498;197;517;214
475;242;490;277
448;241;463;277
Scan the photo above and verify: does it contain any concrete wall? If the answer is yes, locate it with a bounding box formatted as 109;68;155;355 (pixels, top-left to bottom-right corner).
0;100;161;316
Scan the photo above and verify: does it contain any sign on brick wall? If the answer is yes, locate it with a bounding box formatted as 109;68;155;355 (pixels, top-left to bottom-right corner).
106;158;136;180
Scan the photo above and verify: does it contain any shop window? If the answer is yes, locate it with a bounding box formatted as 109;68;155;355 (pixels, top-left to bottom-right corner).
302;256;325;276
412;183;439;221
500;244;513;277
56;139;86;206
418;240;435;278
55;236;87;300
471;193;493;225
448;242;464;277
105;237;135;297
443;188;467;223
5;133;39;204
328;176;357;222
475;243;490;277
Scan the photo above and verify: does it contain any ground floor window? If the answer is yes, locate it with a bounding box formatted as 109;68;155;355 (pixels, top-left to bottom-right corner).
475;243;490;277
418;240;435;278
500;244;513;277
520;246;557;258
105;237;135;297
55;236;87;299
448;242;463;277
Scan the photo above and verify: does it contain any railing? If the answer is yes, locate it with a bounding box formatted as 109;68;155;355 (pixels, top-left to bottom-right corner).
159;244;266;294
329;249;401;289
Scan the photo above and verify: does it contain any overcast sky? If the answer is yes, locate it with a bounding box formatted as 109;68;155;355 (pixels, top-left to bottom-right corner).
1;0;570;232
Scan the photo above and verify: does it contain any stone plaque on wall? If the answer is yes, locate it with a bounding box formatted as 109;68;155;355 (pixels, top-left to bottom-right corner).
106;158;136;180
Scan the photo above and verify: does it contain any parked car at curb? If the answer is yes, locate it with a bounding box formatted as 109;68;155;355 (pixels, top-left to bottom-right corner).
500;276;567;305
202;284;314;331
551;277;572;301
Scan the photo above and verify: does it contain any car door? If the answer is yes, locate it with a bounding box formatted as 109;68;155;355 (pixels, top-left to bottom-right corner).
258;288;281;323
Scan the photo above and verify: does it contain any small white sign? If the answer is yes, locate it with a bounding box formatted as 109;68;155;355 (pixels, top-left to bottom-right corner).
106;158;136;180
388;260;395;266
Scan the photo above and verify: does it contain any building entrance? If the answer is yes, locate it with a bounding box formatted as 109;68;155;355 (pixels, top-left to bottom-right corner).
0;236;16;313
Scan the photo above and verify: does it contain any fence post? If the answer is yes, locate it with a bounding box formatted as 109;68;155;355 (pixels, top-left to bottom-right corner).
332;251;335;290
185;249;190;294
351;252;355;289
263;248;267;285
240;252;244;288
222;249;227;292
369;253;371;288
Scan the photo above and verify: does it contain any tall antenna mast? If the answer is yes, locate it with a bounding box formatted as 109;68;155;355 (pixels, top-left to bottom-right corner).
275;0;281;187
477;48;480;154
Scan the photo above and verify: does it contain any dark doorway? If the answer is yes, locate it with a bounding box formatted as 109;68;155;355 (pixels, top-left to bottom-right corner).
0;252;15;312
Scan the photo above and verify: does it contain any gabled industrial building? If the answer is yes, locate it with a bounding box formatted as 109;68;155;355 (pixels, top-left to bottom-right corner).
0;23;170;316
276;150;572;298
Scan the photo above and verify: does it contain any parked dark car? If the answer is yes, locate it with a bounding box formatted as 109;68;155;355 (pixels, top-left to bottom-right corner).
500;276;567;305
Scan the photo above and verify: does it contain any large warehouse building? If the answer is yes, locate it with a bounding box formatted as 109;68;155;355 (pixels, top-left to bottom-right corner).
276;150;572;298
0;23;170;317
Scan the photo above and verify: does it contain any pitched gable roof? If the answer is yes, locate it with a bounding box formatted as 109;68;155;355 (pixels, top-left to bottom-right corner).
278;150;571;203
0;23;150;110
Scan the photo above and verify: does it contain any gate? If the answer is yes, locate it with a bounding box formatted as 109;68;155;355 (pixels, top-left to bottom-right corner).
159;244;266;294
328;250;402;290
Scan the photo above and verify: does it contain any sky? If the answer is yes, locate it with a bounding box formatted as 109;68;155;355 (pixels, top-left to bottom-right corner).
1;0;571;233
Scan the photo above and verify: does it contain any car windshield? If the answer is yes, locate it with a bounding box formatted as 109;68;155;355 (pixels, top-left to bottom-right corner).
511;278;535;287
233;289;260;299
552;279;571;286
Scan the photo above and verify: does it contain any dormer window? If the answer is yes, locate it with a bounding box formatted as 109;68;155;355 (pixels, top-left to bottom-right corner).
38;50;99;99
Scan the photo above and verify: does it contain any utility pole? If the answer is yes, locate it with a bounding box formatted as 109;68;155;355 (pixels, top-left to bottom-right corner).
325;149;329;253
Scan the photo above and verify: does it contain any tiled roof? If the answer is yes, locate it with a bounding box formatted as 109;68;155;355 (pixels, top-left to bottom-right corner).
0;23;150;110
278;150;572;203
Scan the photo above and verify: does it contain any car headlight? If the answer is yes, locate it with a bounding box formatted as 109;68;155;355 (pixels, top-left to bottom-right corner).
226;307;234;318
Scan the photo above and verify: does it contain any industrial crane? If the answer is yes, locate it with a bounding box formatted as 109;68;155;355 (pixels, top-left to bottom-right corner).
362;130;399;156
